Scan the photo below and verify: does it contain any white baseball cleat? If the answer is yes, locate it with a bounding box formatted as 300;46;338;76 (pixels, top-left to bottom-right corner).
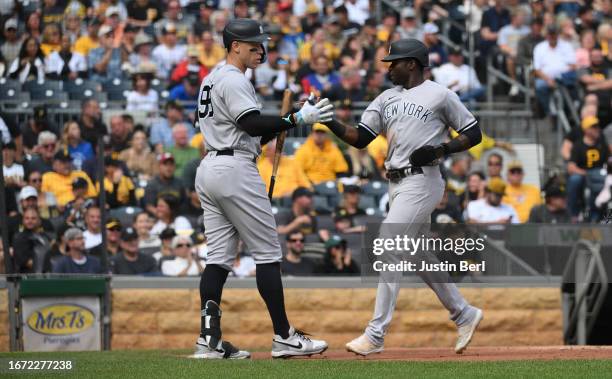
455;307;483;354
345;334;383;356
271;326;328;358
191;337;251;359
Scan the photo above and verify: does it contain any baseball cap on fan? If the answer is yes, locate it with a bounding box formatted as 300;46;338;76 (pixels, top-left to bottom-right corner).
158;152;175;163
19;186;38;201
423;22;439;34
4;18;17;31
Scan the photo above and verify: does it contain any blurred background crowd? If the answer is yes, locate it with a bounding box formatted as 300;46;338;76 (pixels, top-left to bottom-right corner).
0;0;610;277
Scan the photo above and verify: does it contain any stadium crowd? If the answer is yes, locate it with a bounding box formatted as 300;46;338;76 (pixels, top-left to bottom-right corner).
0;0;610;276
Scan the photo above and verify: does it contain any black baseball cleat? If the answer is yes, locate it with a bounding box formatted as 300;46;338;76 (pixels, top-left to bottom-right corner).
191;300;250;359
271;326;328;358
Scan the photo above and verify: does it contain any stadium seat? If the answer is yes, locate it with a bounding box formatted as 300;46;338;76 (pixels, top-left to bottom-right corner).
109;206;143;227
304;233;321;243
339;233;364;264
315;215;335;231
358;194;376;210
30;89;69;103
64;79;101;99
353;214;384;228
22;80;62;93
314;181;340;208
103;79;132;101
0;84;26;103
106;89;130;101
362;180;389;202
283;137;305;155
69;90;108;102
313;195;332;214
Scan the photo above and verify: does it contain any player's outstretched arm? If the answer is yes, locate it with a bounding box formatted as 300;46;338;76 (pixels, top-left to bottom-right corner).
323;119;376;149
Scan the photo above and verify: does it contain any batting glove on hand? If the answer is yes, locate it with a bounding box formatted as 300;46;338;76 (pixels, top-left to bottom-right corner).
409;144;448;167
293;93;334;126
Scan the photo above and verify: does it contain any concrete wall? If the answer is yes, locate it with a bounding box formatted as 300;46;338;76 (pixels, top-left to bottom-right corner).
0;287;563;351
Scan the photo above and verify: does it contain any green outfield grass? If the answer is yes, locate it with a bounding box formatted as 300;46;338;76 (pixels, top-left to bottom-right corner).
1;350;611;379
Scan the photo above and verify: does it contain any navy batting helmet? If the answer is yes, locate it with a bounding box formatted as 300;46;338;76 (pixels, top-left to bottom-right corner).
222;19;270;62
381;39;429;67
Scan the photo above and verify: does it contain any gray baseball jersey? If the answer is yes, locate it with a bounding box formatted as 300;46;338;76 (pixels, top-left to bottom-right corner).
198;64;263;156
359;80;477;169
194;63;282;270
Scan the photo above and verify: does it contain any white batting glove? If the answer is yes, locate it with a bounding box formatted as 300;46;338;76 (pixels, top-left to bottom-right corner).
293;93;335;126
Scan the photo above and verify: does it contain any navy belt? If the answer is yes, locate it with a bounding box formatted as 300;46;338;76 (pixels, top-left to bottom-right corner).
386;166;424;183
215;149;257;163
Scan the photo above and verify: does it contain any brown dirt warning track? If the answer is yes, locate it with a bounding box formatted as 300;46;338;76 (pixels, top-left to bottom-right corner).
250;346;612;361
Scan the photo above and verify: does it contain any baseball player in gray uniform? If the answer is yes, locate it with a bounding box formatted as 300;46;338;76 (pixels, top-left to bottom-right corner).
321;39;484;355
192;19;333;359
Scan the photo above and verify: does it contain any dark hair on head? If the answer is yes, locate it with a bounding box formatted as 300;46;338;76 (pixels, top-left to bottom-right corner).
286;230;304;241
133;123;146;133
158;193;180;220
19;36;44;61
121;114;134;123
469;171;486;180
488;152;503;162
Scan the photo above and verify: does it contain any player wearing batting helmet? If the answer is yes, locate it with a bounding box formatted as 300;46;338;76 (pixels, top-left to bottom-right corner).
191;18;332;359
319;38;485;355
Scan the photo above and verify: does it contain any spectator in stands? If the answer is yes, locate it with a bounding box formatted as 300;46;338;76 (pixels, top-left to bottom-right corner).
143;152;186;214
462;171;486;209
161;235;204;276
52;227;103;274
112;226;158;275
281;231;317;276
258;139;312;199
45;34;88;80
486;153;504;180
232;250;256;278
316;235;359;275
432;48;484;103
168;71;200;110
61;121;94;171
150;101;192;153
576;29;597;68
9;37;45;83
323;66;365;102
3;141;24;189
298;28;340;64
528;184;571;223
479;0;511;64
78;99;107;148
294;124;349;185
466;178;520;223
128;31;157;74
43;223;70;272
533;25;578;116
25;12;42;41
254;43;289;101
516;17;545;67
398;7;423;40
502;161;542;223
153;227;175;263
88;25;127;84
423;23;447;68
63;11;84;45
152;23;186;80
498;9;530;96
335;185;366;221
126;65;159;112
193;0;215;37
41;0;64;27
333;213;365;234
153;0;192;43
99;157;136;208
575;5;598;35
26;134;57;174
82;205;102;249
109;115;132;154
345;145;381;181
134;211;161;256
74;18;101;57
26;171;58;219
41;150;96;209
364;70;386;102
446;153;471;196
151;193;193;236
432;187;463;223
89;218;123;268
1;19;24;67
567;116;610;221
595;156;612;212
13;207;52;273
40;23;61;56
277;187;324;237
181;140;206;197
118;129;157;180
127;0;163;28
579;48;612;125
63;177;95;228
20;106;60;153
198;29;226;71
7;185;55;245
170;45;207;88
301;55;341;95
167;124;199;177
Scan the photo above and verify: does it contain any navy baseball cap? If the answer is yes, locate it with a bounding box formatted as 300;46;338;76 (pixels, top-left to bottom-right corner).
292;187;313;200
121;227;138;241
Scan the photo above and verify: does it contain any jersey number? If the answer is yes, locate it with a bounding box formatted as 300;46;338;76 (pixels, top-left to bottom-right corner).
198;84;214;119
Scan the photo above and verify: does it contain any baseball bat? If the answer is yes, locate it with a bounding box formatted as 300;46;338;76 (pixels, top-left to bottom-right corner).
268;89;293;200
